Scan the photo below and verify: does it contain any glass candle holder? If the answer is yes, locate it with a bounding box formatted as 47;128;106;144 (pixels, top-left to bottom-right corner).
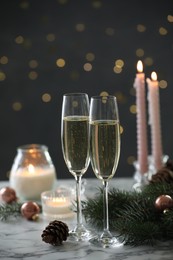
9;144;56;200
133;154;169;191
41;187;74;219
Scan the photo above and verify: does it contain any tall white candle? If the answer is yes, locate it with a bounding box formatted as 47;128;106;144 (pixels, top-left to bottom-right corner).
147;72;163;171
134;60;148;174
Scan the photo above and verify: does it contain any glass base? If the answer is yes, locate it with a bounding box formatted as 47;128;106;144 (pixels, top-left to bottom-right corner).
90;230;123;248
89;235;124;248
68;225;95;242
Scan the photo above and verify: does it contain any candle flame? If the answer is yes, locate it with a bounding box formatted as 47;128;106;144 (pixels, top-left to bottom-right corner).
137;60;143;73
52;197;66;203
28;164;35;173
151;71;157;81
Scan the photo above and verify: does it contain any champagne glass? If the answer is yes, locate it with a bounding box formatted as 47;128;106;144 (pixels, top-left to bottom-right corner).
61;93;93;241
89;95;123;248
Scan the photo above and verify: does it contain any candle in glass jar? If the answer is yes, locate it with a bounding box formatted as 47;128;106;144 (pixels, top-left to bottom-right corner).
10;164;56;200
41;189;74;219
134;60;148;174
147;72;163;170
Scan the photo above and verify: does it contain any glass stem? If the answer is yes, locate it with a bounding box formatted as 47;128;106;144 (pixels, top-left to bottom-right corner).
75;175;83;228
103;180;109;232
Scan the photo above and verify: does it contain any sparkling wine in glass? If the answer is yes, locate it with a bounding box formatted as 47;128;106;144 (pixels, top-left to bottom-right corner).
89;95;123;248
61;93;93;241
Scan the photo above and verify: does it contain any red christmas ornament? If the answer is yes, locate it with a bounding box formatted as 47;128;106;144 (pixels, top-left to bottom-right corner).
155;195;173;212
0;187;17;203
21;201;40;220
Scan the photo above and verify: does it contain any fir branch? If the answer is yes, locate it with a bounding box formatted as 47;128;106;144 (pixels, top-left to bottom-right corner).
0;202;22;220
83;182;173;246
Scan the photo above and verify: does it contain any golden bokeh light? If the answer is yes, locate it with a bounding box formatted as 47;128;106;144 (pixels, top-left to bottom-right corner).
83;63;92;71
23;38;32;50
28;71;38;80
86;52;95;61
113;66;122;74
159;27;168;35
130;87;136;96
28;60;38;68
130;105;136;114
144;57;153;66
115;91;127;104
58;0;68;4
12;102;22;111
105;27;115;36
92;0;102;8
19;1;30;9
137;24;146;32
72;101;78;107
127;156;136;165
167;15;173;23
136;48;144;57
75;23;85;32
56;58;66;67
115;59;124;68
15;35;24;44
42;93;52;102
46;33;56;42
100;91;109;97
69;70;80;81
159;80;168;89
120;125;124;134
0;71;6;81
0;56;8;64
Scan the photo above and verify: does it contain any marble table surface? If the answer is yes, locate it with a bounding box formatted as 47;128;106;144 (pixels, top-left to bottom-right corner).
0;178;173;260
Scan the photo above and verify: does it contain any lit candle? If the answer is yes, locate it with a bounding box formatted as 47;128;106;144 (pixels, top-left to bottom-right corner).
10;164;56;200
147;72;163;170
41;189;74;219
134;60;148;174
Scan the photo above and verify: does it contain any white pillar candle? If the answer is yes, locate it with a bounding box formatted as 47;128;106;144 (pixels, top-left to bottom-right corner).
147;72;163;171
134;60;148;174
10;164;56;200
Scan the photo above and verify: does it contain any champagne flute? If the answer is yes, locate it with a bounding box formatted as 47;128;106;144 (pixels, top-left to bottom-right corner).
89;95;123;248
61;93;93;241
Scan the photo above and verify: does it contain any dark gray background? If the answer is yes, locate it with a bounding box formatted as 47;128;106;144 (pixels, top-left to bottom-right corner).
0;0;173;180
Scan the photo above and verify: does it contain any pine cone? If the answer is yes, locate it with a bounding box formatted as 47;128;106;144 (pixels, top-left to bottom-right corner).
41;220;69;246
150;167;173;184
